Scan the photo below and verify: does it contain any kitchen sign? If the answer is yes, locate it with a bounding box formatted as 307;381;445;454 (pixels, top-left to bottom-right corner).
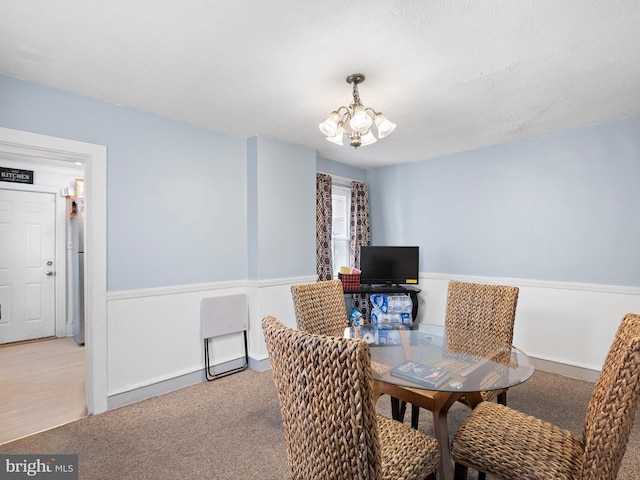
0;167;34;184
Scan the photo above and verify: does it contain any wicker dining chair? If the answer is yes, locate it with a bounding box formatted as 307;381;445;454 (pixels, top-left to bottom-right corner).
398;281;519;428
290;279;348;337
262;315;441;480
291;279;396;402
451;312;640;480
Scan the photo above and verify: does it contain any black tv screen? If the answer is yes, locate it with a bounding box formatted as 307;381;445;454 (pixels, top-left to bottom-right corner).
359;246;419;286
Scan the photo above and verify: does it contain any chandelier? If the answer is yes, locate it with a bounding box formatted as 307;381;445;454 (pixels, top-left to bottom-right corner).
319;73;396;148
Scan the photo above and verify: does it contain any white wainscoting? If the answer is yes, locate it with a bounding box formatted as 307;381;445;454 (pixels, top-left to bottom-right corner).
417;273;640;382
247;277;312;369
104;273;639;408
105;276;315;408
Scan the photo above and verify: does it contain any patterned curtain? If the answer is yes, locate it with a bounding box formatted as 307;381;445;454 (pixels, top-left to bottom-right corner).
349;181;371;319
349;181;371;268
316;173;333;281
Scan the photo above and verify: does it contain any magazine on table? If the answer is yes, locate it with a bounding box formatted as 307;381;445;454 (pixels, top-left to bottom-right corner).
390;360;450;388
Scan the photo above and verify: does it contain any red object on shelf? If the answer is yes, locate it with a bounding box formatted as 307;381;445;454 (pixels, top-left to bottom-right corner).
339;273;360;291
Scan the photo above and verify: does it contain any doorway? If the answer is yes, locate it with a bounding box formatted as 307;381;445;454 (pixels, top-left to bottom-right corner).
0;127;108;415
0;157;85;444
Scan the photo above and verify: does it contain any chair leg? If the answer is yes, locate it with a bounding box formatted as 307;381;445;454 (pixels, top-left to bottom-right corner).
453;463;468;479
399;399;407;421
391;396;400;420
411;404;420;429
390;397;408;423
498;390;507;405
426;472;437;480
478;472;487;480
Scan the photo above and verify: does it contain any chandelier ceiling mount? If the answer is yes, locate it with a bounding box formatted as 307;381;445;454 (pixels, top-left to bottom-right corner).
319;73;396;149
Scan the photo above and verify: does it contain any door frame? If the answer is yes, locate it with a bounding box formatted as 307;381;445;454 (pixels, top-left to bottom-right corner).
0;127;108;415
0;183;70;339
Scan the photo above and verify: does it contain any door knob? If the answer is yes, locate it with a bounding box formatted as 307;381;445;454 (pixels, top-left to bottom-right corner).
46;271;55;276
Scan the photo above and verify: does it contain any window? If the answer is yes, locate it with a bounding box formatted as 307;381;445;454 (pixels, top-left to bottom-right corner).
331;185;351;278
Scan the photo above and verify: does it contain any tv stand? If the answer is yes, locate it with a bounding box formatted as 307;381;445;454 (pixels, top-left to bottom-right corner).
342;284;421;323
372;283;403;290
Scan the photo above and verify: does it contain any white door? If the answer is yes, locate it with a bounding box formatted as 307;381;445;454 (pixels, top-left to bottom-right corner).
0;189;56;344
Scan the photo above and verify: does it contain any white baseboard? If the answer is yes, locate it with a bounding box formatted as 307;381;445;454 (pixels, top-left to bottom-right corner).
107;356;254;410
530;356;599;383
250;356;271;372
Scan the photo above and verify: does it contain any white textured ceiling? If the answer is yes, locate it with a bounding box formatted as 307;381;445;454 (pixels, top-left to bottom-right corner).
1;1;640;169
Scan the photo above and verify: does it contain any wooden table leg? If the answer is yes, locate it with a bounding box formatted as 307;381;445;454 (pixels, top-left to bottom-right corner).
373;380;462;480
463;391;483;409
430;393;461;480
372;380;382;404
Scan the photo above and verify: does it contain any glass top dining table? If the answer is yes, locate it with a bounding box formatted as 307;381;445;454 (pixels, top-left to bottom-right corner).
345;323;534;394
344;323;535;480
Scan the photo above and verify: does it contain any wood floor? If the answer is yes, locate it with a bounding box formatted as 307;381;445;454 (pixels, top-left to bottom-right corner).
0;336;86;445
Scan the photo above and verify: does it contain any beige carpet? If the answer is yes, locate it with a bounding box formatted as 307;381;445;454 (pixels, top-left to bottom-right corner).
1;368;638;479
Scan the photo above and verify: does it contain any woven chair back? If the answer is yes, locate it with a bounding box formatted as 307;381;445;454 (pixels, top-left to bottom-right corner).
444;281;519;361
262;315;381;480
581;313;640;479
291;279;348;337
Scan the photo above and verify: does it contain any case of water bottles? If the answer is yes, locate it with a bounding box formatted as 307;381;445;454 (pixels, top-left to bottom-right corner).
370;293;413;328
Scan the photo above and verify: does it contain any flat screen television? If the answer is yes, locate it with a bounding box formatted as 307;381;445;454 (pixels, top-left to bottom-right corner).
359;246;419;286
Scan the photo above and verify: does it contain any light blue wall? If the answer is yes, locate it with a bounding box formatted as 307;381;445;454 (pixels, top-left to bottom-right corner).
252;137;316;279
317;156;368;182
8;72;637;288
246;137;259;279
0;74;247;291
368;115;640;287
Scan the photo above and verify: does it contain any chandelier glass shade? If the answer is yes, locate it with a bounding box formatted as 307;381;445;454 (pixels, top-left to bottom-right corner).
319;73;396;148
